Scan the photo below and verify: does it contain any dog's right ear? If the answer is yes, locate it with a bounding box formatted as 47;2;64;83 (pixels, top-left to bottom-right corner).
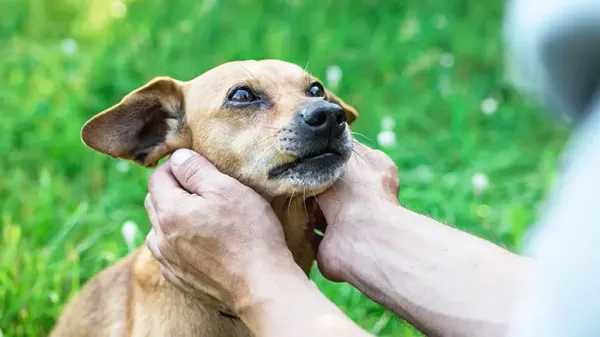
81;77;191;168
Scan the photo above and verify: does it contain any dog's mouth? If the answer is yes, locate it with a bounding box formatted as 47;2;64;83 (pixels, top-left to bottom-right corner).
269;149;349;187
267;149;345;180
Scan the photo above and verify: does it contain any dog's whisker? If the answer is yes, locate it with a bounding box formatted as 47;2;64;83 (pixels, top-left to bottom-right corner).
303;59;311;72
302;188;308;218
351;147;367;164
287;189;297;216
248;142;278;174
337;176;349;185
257;125;279;130
351;131;374;143
240;64;256;79
247;134;277;154
329;182;342;203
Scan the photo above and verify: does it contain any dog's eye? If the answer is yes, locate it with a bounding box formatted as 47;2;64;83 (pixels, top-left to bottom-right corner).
308;83;325;98
229;87;257;103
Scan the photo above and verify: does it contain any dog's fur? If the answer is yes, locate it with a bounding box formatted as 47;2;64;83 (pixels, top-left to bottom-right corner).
50;59;359;337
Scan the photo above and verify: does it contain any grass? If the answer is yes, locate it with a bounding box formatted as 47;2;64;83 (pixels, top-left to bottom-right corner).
0;0;569;336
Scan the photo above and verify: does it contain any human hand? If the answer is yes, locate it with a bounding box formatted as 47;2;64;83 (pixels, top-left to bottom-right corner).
316;143;401;282
144;149;298;313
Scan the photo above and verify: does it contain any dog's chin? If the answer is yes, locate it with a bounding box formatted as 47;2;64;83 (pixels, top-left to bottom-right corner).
267;151;348;195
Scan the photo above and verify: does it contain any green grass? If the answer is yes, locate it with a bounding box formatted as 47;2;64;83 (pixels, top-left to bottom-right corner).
0;0;569;336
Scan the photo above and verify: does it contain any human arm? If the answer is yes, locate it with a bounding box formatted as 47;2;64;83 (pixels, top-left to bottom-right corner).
144;149;372;337
316;144;533;337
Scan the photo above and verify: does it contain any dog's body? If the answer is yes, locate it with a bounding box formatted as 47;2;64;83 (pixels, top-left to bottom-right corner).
50;59;358;337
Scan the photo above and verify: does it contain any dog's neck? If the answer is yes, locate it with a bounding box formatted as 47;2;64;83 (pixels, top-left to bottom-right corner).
269;195;321;275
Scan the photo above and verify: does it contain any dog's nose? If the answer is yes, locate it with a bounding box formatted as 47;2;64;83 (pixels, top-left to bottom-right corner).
300;102;346;138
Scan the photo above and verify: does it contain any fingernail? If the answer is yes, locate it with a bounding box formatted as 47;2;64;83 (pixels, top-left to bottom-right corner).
170;149;194;166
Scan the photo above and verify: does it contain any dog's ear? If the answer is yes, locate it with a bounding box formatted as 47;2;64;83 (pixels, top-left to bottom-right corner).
326;90;359;125
81;77;190;168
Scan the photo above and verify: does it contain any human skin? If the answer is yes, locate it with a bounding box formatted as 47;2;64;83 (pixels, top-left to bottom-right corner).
145;145;532;337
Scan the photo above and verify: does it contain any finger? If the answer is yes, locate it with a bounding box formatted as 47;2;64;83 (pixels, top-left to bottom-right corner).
147;162;189;210
144;193;164;234
311;230;324;257
146;228;168;266
169;149;230;195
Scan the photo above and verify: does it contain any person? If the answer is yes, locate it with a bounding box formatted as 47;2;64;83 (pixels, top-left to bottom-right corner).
146;0;600;335
145;145;532;337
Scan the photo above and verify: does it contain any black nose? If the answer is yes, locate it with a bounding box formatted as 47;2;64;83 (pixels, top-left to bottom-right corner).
300;102;346;138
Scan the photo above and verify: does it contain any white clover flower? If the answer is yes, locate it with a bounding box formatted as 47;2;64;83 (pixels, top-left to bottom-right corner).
111;0;127;18
480;97;499;115
49;292;59;303
415;165;434;182
179;20;193;33
326;65;342;89
380;116;396;130
439;52;455;68
377;130;396;148
102;251;117;262
116;160;130;173
437;75;453;96
121;220;138;251
433;15;448;29
61;38;78;56
398;17;420;41
472;172;489;195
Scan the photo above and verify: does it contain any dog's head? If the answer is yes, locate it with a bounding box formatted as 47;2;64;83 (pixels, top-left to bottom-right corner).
81;59;358;197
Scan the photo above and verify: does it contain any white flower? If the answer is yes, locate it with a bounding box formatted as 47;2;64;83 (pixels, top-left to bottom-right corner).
442;173;459;188
121;220;138;251
61;38;78;56
433;15;448;29
380;116;395;130
437;75;452;96
326;65;342;89
415;165;434;182
102;251;117;262
398;17;420;41
179;20;193;33
111;0;127;18
439;52;455;68
49;292;59;303
472;172;489;195
116;160;130;173
377;130;396;148
480;97;499;115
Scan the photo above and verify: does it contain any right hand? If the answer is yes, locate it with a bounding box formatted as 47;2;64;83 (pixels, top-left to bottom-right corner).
316;142;401;281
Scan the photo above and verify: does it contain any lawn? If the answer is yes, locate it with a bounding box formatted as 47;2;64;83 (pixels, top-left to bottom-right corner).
0;0;569;336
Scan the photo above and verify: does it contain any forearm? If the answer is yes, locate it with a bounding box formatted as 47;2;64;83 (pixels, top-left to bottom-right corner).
341;204;532;337
236;258;372;337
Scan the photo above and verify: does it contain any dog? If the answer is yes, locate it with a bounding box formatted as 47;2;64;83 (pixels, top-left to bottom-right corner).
50;59;359;337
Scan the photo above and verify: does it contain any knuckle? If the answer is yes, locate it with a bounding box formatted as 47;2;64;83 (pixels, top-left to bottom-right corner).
144;194;153;211
181;161;202;189
147;172;160;191
213;199;231;216
157;209;177;233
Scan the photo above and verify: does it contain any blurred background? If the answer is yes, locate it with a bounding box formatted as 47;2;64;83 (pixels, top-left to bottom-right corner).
0;0;570;336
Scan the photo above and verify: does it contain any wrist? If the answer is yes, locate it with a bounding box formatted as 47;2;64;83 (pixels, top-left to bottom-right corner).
233;256;319;332
320;200;405;282
232;249;309;313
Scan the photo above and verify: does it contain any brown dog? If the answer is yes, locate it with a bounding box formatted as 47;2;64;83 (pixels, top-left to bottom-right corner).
50;59;359;337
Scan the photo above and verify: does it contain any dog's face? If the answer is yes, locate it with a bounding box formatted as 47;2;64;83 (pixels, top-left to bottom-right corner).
81;59;358;197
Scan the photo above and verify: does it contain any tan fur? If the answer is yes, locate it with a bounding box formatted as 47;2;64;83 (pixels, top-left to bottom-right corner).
50;59;358;337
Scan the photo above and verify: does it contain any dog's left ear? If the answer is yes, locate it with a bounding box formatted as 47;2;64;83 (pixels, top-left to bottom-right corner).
81;76;190;168
326;90;359;125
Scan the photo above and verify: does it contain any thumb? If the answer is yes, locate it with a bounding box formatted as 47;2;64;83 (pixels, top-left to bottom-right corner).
169;149;221;195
